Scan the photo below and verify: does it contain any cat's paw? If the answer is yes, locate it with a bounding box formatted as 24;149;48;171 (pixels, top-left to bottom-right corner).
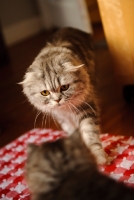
106;156;113;165
94;149;108;165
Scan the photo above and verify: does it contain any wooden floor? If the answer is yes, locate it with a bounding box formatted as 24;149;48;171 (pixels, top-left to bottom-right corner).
0;25;134;148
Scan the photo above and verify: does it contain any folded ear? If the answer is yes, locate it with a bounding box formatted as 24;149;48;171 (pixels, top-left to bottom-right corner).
62;62;84;72
18;71;35;85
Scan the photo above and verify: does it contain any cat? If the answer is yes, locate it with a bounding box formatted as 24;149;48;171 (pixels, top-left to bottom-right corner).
21;27;106;165
25;132;134;200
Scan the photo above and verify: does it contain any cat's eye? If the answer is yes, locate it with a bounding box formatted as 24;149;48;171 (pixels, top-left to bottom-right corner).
41;90;50;96
60;84;69;92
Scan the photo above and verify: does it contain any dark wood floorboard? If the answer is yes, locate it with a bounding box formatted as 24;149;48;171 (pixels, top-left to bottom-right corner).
0;26;134;148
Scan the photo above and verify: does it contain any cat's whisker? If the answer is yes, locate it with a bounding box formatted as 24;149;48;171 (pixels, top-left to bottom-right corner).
76;99;96;116
48;110;51;129
69;102;80;114
68;102;77;115
67;102;75;121
42;114;44;128
72;102;89;121
66;96;96;117
51;110;61;129
69;102;82;122
42;112;47;128
66;102;73;114
20;99;29;104
44;114;47;128
45;109;49;128
78;104;89;119
34;110;41;129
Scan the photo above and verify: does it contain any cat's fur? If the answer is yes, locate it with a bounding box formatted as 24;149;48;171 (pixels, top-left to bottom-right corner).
21;27;106;164
26;133;134;200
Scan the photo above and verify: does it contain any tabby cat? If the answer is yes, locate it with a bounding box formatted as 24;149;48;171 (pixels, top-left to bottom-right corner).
21;27;106;164
26;132;134;200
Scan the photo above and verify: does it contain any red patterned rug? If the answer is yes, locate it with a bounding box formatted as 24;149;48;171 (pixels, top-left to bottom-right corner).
0;129;134;200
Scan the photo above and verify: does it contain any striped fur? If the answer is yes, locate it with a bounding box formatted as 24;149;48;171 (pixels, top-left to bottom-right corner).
26;133;134;200
21;27;106;164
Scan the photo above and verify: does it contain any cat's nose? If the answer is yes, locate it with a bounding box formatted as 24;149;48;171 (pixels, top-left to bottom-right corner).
55;98;61;103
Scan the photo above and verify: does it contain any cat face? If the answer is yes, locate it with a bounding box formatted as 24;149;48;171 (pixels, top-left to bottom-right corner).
21;57;90;113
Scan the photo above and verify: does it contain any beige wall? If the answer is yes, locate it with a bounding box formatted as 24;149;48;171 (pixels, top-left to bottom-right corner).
0;0;39;28
0;0;42;46
37;0;92;33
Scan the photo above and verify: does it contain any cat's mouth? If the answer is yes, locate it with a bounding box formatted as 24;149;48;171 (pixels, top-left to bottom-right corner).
54;99;65;107
55;102;64;107
48;102;62;109
47;100;66;109
54;102;67;109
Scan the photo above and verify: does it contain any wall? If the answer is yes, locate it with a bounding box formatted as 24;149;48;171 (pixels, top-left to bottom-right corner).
0;0;43;46
0;0;93;46
37;0;92;33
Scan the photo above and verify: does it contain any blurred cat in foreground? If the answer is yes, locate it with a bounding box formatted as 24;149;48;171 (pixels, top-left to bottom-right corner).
26;132;134;200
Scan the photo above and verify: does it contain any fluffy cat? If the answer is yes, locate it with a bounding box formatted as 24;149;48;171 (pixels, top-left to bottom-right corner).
26;133;134;200
21;27;106;165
